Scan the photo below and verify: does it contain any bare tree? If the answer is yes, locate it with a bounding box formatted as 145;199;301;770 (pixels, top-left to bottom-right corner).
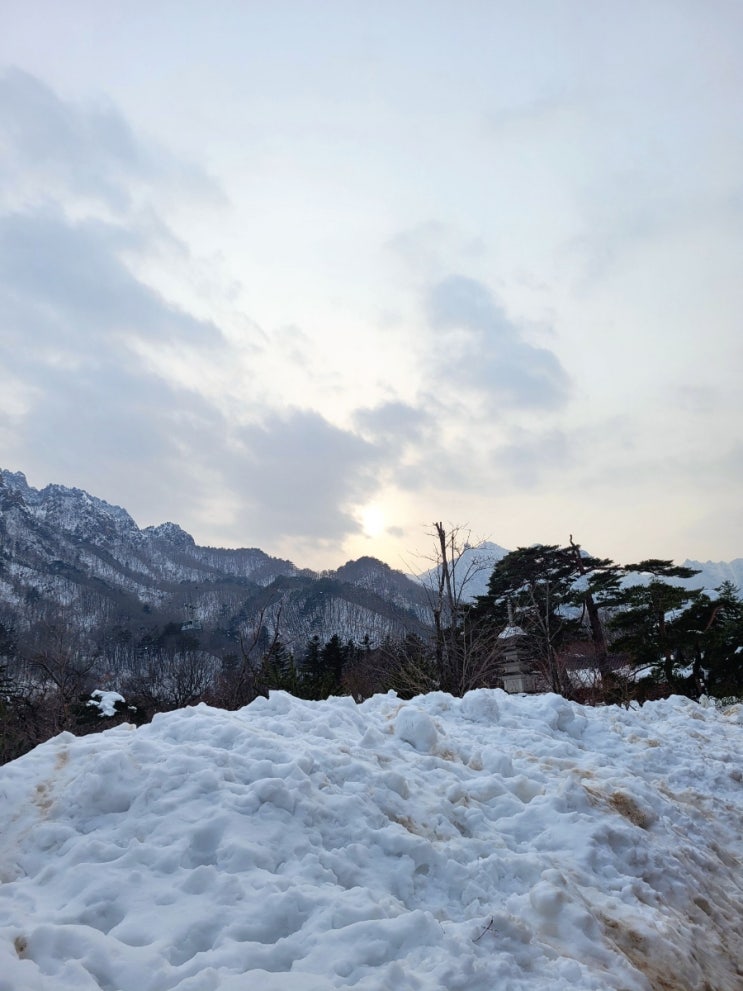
27;619;101;734
213;603;284;708
419;523;503;696
123;649;220;712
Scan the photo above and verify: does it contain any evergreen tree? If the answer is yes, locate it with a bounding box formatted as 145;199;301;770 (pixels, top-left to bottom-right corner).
320;634;346;696
257;638;298;696
565;538;624;674
608;560;702;688
472;545;587;694
300;635;325;699
703;582;743;697
673;582;743;698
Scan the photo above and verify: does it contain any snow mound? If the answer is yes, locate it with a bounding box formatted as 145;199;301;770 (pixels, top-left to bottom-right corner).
394;705;439;752
0;691;742;991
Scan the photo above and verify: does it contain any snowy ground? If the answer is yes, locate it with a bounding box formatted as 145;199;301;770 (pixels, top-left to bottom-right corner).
0;691;741;991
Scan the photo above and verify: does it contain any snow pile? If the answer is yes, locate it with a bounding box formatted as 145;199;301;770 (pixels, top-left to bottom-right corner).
0;691;741;991
86;690;126;717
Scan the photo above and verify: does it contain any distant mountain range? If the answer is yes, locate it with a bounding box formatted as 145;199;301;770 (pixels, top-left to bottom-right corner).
681;557;743;594
1;468;739;658
0;469;431;653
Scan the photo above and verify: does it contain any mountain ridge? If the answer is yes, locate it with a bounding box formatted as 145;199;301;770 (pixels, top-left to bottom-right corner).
0;469;431;652
2;468;740;655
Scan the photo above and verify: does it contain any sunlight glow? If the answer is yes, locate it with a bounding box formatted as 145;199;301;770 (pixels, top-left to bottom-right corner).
361;505;386;538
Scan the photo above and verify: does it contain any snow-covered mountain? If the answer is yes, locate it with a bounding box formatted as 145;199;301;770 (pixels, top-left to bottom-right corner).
416;540;510;601
683;557;743;593
415;538;743;603
0;470;430;650
3;468;740;652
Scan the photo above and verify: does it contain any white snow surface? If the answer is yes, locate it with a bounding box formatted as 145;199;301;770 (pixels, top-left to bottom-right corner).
1;691;741;991
86;691;125;718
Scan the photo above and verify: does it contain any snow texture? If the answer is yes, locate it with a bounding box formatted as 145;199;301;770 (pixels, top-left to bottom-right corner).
0;690;741;990
86;690;125;717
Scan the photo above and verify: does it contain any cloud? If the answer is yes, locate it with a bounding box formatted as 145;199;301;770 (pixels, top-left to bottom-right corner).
272;324;314;366
493;428;573;489
425;275;570;411
386;221;485;282
0;206;228;455
229;410;384;542
0;322;233;542
351;398;496;498
0;74;238;536
0;209;231;524
0;70;394;560
0;204;290;546
490;94;582;132
0;67;218;213
428;276;505;336
0;70;576;563
353;402;432;453
0;209;221;350
0;68;227;392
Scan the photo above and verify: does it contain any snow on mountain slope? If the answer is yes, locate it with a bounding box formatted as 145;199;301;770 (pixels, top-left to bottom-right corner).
416;541;510;601
683;558;743;593
0;470;429;646
1;691;741;991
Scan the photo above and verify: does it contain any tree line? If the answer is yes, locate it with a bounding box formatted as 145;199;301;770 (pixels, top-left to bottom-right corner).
425;527;743;704
2;527;742;764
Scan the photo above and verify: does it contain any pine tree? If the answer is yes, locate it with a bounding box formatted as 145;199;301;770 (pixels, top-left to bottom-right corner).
675;582;743;698
299;635;325;699
257;638;298;696
472;545;587;694
608;560;703;688
319;634;346;696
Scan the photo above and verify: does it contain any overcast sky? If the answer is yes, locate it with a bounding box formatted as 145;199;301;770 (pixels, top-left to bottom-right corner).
1;1;741;571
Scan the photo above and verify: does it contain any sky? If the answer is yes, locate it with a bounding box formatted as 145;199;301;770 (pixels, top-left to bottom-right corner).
1;1;741;572
1;690;741;989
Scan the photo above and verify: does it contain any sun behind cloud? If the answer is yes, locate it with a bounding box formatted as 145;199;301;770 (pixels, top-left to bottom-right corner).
361;504;386;538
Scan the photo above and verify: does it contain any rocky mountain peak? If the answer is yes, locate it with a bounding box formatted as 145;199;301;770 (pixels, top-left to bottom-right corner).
144;522;196;549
